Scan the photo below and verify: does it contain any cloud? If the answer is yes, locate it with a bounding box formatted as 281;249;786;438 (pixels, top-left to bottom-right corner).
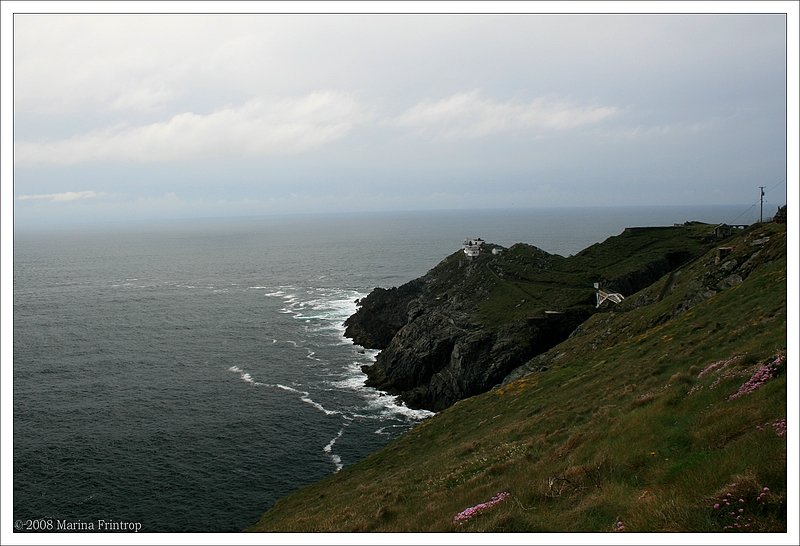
14;15;227;115
392;90;618;139
16;190;102;202
15;91;373;165
109;86;178;112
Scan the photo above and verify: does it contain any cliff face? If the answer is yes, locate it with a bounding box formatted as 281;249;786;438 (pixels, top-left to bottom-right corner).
345;224;720;411
364;316;541;411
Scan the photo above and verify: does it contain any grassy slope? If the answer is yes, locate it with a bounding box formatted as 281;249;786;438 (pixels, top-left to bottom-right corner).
249;223;786;533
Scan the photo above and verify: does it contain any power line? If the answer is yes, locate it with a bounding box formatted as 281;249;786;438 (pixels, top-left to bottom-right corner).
727;180;785;225
761;180;787;221
764;179;787;214
729;204;756;224
766;179;786;194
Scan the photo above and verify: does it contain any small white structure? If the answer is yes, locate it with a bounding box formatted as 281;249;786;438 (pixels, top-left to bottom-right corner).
594;282;625;308
463;238;483;258
491;247;503;255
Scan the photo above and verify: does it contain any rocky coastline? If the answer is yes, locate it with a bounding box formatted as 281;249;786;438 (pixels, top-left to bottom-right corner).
344;225;719;411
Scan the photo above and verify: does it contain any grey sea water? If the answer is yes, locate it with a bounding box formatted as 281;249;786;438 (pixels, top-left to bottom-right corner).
13;205;759;532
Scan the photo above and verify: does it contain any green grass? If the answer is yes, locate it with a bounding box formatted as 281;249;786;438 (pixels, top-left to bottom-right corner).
248;223;786;533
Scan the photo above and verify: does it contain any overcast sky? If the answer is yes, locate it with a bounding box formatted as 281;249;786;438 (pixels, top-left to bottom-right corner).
10;11;789;227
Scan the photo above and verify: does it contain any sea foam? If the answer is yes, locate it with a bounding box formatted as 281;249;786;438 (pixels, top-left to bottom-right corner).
323;427;346;472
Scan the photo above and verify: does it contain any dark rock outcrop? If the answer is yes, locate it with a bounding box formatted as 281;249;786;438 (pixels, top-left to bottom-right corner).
367;318;536;412
343;279;423;349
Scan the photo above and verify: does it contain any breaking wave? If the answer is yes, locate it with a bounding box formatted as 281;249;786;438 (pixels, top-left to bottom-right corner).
323;427;346;472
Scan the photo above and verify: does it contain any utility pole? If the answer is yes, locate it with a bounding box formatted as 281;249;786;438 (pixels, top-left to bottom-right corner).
759;186;765;223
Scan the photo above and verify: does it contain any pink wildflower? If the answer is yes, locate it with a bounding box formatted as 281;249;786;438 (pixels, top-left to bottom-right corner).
698;356;740;378
453;492;510;523
728;353;785;400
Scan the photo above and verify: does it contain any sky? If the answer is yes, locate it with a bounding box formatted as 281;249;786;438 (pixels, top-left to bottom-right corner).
6;6;794;228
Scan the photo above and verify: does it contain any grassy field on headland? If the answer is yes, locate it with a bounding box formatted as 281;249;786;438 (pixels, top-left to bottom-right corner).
249;222;787;533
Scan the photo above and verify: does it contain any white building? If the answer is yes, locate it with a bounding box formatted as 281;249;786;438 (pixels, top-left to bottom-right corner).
463;238;482;257
594;282;625;308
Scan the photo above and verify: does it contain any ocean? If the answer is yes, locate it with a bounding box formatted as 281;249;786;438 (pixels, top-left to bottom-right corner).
12;205;760;532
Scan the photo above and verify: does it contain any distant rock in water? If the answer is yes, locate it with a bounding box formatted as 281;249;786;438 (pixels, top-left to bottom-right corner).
344;225;720;411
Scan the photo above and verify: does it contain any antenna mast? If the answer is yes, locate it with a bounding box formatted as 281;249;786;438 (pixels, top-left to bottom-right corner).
759;186;765;223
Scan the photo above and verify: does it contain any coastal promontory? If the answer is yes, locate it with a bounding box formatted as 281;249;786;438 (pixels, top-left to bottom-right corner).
345;224;720;411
